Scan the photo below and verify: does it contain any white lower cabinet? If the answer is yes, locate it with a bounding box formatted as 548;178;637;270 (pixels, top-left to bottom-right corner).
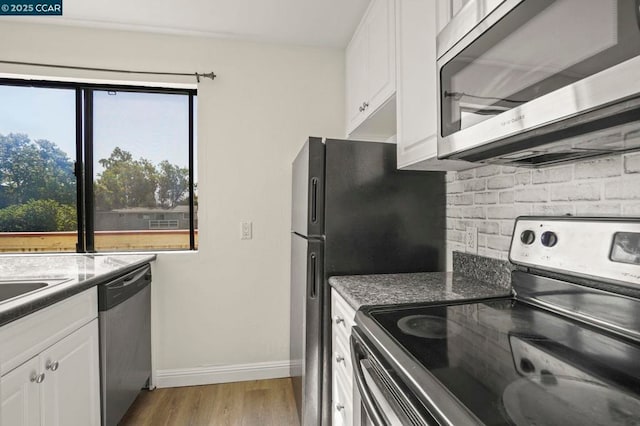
0;289;100;426
41;319;100;426
1;319;100;426
1;357;40;426
331;289;357;426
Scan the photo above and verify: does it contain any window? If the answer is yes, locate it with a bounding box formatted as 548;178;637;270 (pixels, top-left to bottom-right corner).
0;79;197;253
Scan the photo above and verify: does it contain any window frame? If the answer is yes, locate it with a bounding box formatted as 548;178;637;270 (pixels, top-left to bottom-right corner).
0;77;198;252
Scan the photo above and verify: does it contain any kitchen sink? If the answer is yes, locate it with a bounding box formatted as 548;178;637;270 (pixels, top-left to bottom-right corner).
0;279;70;303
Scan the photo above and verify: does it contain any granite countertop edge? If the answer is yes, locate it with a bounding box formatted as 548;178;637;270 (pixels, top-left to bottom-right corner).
329;271;512;311
0;254;157;327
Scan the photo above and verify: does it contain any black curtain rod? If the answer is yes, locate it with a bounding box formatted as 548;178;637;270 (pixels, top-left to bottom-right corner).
0;60;216;82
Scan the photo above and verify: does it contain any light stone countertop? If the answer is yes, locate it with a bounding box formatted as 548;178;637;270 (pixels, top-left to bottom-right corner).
0;253;156;326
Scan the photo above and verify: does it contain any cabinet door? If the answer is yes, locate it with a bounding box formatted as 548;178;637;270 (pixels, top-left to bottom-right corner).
396;0;475;171
41;319;100;426
397;0;438;167
346;26;368;133
366;0;396;114
0;357;41;426
436;0;452;33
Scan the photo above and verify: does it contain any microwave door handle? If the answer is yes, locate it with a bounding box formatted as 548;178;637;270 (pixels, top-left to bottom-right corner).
350;336;387;426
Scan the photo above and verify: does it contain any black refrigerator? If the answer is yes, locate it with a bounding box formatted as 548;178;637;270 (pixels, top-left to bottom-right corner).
290;137;446;425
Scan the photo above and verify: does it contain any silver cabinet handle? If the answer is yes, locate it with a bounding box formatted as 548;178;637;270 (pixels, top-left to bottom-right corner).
359;105;365;112
363;102;369;109
30;373;45;383
336;354;345;363
335;316;344;325
46;360;59;371
336;403;344;411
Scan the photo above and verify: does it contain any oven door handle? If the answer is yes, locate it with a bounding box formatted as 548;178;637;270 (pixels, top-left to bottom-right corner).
350;335;387;426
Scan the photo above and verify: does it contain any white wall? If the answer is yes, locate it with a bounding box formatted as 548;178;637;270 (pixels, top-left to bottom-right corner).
0;22;345;383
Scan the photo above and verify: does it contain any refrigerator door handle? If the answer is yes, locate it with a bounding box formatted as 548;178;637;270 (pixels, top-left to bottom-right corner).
308;252;318;298
310;177;319;224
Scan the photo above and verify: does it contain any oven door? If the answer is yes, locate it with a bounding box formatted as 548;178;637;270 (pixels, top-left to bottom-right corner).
437;0;640;165
350;328;437;426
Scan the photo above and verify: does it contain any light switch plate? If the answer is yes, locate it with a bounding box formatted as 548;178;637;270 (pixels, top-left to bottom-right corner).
465;226;477;254
241;221;252;240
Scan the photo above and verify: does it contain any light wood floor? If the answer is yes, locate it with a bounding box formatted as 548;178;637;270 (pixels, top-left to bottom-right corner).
119;378;300;426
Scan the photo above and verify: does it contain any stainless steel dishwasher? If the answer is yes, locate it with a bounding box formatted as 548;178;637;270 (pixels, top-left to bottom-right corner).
98;264;152;426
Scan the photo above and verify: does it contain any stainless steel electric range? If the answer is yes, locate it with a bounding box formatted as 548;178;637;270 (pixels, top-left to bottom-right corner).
351;217;640;426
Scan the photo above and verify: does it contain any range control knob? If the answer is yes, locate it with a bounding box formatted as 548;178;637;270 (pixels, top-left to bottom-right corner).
541;231;558;247
520;230;535;245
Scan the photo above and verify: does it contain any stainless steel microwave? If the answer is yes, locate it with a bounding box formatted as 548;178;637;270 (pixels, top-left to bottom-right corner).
436;0;640;167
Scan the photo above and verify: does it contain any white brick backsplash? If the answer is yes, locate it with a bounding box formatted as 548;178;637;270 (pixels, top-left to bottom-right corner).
448;181;464;194
446;218;455;230
476;165;501;177
464;179;486;192
531;204;575;216
499;191;515;204
457;170;476;180
487;175;515;190
501;166;518;174
475;192;499;205
461;206;485;219
514;187;548;203
550;183;600;201
575;203;621;216
455;220;475;231
486;235;511;251
486;205;532;219
514;171;531;185
446;209;461;218
574;157;622;179
452;194;474;205
477;221;500;235
500;221;514;236
479;247;509;260
446;153;640;263
448;230;465;243
623;203;640;215
605;179;640;200
625;154;640;174
531;166;572;184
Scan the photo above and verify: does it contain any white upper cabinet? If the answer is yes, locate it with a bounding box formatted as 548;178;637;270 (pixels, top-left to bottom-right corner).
345;0;396;139
396;0;476;171
436;0;471;32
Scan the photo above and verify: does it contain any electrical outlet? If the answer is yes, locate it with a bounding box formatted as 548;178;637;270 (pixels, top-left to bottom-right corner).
465;226;478;254
241;221;252;240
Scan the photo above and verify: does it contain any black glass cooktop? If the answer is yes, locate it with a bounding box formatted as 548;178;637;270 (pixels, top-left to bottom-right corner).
368;299;640;426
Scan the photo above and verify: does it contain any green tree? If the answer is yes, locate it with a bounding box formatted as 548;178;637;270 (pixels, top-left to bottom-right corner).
0;133;75;208
157;160;189;208
0;199;76;232
94;147;158;210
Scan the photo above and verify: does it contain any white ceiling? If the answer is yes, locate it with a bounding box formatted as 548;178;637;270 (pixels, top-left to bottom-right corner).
10;0;371;48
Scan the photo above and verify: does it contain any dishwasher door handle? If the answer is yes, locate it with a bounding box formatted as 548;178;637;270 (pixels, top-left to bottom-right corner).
99;265;151;311
108;266;150;289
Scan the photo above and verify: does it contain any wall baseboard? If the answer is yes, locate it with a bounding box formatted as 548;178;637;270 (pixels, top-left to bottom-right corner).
156;360;292;388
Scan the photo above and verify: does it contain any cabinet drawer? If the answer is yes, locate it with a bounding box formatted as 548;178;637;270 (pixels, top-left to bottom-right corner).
0;288;97;375
332;370;353;426
331;289;356;337
333;334;353;386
